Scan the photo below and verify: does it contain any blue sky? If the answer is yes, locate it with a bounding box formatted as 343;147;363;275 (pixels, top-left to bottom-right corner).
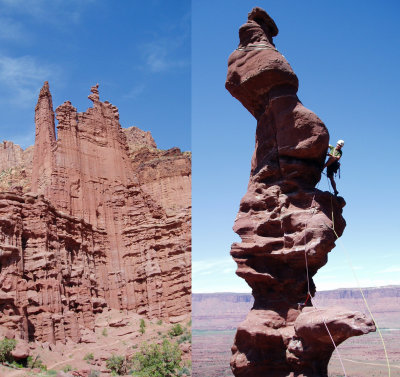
1;1;399;294
192;1;400;293
0;0;190;151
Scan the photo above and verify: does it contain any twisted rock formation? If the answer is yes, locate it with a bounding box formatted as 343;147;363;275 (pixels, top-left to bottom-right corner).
0;83;191;344
226;8;375;376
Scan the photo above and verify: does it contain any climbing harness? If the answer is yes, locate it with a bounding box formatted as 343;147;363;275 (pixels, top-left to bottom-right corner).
236;43;278;52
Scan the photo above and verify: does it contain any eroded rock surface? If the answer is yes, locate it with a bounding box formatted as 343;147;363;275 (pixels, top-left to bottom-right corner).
227;8;374;376
0;142;33;192
0;82;191;344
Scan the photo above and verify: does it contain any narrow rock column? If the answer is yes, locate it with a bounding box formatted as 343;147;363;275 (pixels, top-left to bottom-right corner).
31;81;56;195
226;8;375;377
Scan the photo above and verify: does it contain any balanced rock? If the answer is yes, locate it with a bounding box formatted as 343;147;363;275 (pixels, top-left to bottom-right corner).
226;8;375;377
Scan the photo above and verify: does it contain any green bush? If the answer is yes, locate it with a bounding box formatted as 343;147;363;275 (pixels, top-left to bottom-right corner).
156;319;163;325
10;360;23;368
178;366;191;376
106;354;130;375
84;352;94;362
88;371;100;377
178;332;191;344
168;324;184;337
131;339;182;377
0;337;16;363
27;355;47;370
102;328;108;337
139;318;146;334
63;365;73;372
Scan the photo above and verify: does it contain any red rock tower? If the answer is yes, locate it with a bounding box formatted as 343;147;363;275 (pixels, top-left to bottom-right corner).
226;8;375;376
0;82;190;344
31;81;56;195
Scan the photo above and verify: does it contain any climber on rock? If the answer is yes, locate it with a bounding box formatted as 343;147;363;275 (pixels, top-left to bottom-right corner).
324;140;344;196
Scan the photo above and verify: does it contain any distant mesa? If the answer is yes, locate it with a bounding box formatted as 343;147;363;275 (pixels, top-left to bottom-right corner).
226;7;375;377
0;82;191;345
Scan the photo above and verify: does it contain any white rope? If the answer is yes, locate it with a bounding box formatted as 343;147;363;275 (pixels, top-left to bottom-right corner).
326;175;391;377
302;184;348;377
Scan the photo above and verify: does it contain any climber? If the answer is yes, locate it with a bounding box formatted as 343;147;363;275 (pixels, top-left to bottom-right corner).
324;140;344;196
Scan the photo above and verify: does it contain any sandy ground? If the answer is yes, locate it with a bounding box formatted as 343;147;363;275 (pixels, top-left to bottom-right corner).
0;309;191;377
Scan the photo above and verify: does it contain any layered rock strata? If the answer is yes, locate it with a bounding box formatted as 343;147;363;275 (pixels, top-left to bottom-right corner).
0;83;191;344
126;128;191;216
226;8;375;377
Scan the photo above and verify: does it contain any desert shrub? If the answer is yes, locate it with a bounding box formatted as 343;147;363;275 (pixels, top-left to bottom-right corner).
84;352;94;362
27;355;47;370
139;319;146;334
46;370;57;376
156;319;163;325
10;360;23;368
106;354;130;375
131;339;181;377
178;366;191;376
168;324;184;337
102;328;108;337
177;332;191;344
88;370;100;377
0;337;16;363
63;365;73;372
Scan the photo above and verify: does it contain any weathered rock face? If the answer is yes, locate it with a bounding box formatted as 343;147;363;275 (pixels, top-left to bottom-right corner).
0;141;24;170
0;82;191;344
227;8;375;377
0;142;33;192
123;126;157;150
126;128;191;216
0;191;108;343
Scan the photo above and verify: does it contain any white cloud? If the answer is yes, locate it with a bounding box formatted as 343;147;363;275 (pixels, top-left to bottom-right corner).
0;17;26;41
192;258;251;293
193;258;235;276
377;266;400;273
142;41;187;73
0;55;59;106
123;84;146;100
0;0;96;25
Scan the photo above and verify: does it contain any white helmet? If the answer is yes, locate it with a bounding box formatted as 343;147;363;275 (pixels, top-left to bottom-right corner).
337;139;344;147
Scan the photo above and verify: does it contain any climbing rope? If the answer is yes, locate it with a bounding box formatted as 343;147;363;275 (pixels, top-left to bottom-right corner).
236;43;278;52
326;179;392;377
302;185;348;377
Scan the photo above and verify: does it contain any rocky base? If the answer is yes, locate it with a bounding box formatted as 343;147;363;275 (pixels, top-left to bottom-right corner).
231;307;375;377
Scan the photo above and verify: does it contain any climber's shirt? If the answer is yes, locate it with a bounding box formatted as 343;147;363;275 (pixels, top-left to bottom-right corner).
327;145;342;178
328;145;342;159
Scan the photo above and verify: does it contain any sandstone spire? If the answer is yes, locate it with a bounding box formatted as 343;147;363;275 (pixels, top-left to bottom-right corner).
0;83;191;345
88;83;100;103
227;8;375;376
31;81;56;194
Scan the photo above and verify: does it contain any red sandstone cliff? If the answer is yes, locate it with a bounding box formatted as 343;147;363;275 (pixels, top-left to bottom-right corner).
125;127;191;216
0;82;191;345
